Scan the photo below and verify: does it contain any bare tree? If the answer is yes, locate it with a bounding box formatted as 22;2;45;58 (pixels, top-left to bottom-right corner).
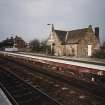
40;40;48;53
30;39;40;52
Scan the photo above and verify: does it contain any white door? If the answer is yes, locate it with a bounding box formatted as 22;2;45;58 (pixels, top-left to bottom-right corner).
88;45;92;56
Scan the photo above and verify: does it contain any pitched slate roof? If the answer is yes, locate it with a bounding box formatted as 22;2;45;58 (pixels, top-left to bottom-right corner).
66;28;88;44
54;27;93;44
54;30;67;44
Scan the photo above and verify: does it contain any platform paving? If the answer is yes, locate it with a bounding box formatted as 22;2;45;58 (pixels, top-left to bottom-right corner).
0;88;12;105
18;52;105;66
59;56;105;65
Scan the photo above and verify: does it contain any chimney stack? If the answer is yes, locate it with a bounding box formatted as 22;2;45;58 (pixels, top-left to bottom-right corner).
95;27;99;40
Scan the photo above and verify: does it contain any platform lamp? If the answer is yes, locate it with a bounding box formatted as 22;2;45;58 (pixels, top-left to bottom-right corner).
47;24;54;55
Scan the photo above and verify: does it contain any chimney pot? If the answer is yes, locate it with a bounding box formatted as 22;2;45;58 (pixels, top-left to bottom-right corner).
95;27;99;40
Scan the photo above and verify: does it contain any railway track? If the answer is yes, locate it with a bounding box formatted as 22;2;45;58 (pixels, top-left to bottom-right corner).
0;66;62;105
0;57;105;105
1;57;105;98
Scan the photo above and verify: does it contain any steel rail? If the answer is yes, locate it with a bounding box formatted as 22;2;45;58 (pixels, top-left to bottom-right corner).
0;66;62;105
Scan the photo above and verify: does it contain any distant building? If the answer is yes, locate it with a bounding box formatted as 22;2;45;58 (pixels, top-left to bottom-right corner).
14;36;26;48
2;36;26;49
47;25;100;57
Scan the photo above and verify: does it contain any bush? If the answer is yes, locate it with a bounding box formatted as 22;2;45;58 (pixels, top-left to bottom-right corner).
93;50;105;59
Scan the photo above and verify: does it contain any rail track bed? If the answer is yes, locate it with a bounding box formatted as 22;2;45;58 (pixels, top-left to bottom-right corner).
0;57;105;105
0;66;61;105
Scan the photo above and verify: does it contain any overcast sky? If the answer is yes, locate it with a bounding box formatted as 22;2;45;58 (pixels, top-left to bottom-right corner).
0;0;105;43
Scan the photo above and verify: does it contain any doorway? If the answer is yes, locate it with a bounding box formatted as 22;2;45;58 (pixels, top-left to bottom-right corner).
88;45;92;56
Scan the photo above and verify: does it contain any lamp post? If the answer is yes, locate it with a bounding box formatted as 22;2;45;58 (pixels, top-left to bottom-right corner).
47;24;54;55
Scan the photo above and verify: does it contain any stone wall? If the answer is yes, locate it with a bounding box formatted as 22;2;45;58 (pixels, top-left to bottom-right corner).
65;44;77;56
54;45;64;56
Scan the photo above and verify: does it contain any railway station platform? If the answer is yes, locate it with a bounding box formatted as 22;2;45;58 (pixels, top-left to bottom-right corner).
0;88;12;105
59;56;105;65
18;52;105;66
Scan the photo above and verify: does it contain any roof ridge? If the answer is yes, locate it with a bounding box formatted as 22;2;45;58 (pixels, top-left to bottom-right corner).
55;29;67;32
54;28;88;32
68;28;88;32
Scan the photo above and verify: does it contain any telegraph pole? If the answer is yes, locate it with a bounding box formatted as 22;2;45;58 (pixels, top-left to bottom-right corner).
47;24;54;55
